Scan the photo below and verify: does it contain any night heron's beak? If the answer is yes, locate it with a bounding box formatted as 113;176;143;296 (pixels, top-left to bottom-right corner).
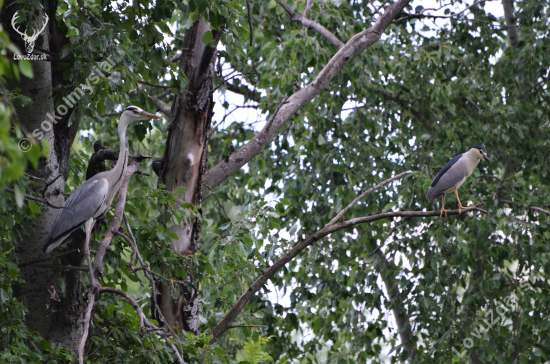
139;110;162;119
483;154;491;164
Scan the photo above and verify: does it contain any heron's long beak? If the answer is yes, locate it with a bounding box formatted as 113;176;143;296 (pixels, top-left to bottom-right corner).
483;154;491;164
139;110;162;119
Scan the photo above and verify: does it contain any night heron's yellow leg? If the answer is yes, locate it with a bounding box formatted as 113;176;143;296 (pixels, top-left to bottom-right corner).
440;194;449;218
455;190;465;214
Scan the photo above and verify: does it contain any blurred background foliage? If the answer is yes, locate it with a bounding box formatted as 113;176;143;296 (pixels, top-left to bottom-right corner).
1;0;550;363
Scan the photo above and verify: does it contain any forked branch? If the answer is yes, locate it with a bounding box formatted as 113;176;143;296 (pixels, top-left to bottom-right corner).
210;185;488;343
278;0;344;49
100;287;186;364
327;170;412;226
203;0;413;188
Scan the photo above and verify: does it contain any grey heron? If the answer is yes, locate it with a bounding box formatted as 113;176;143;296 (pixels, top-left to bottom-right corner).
42;106;162;254
426;146;491;217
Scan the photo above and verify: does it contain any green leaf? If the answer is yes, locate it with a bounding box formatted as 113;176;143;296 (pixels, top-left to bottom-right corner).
0;288;7;303
201;30;213;45
28;200;41;214
40;340;51;351
15;94;32;106
170;287;180;300
13;185;24;208
288;222;299;236
18;60;33;78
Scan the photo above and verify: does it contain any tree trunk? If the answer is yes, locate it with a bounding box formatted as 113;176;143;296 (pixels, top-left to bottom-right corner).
154;15;217;332
2;1;83;352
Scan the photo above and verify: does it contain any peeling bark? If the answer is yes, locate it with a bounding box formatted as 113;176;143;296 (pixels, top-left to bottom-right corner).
154;15;217;332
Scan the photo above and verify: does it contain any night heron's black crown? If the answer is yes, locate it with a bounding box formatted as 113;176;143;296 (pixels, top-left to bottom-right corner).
472;145;487;153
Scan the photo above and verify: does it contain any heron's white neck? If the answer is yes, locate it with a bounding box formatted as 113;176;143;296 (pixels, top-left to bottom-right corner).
111;115;132;185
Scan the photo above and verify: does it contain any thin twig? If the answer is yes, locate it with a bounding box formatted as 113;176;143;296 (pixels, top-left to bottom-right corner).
246;0;253;46
500;199;550;216
279;0;344;49
213;72;256;92
99;287;187;364
41;175;62;198
264;97;289;133
24;173;46;183
327;170;412;226
122;214;172;329
228;324;268;329
18;249;81;267
27;264;88;271
114;230;188;286
303;0;313;18
218;270;243;291
155;89;172;99
137;80;168;89
466;98;483;115
4;188;65;209
203;184;229;219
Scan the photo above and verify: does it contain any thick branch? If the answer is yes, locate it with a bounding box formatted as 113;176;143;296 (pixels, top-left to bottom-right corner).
209;205;487;343
86;141;118;180
203;0;413;188
149;94;172;117
87;141;153;180
327;171;411;226
77;290;96;364
502;0;518;50
279;0;344;49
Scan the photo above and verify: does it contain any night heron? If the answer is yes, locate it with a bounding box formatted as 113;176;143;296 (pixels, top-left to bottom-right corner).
42;106;162;254
426;146;490;217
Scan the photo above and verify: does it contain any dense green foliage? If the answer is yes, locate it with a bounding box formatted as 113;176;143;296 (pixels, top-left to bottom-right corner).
2;0;550;363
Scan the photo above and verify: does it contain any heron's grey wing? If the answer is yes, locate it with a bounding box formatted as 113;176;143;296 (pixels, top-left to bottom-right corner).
43;176;109;253
426;154;463;201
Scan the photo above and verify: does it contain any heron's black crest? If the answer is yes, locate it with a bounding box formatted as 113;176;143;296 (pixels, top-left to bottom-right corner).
472;145;487;153
125;106;139;112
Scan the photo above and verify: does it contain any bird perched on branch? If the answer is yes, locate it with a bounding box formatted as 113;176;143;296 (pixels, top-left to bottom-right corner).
42;106;162;254
426;146;491;217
